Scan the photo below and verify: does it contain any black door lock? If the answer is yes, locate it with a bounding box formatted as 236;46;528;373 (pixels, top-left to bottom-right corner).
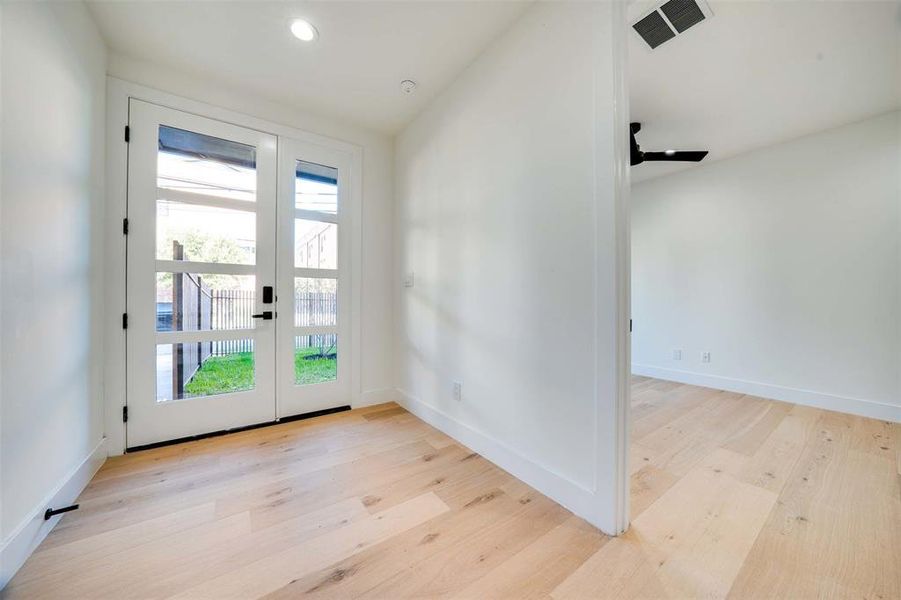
252;311;274;320
262;285;273;304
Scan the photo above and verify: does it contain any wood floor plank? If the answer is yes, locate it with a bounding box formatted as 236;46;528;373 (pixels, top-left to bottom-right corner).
555;458;776;599
448;516;608;600
152;497;370;598
11;502;217;585
630;440;660;475
722;398;792;456
362;406;408;420
735;403;821;494
648;470;775;598
170;492;450;600
355;489;571;598
44;420;433;548
728;412;901;600
242;444;469;531
7;511;254;598
8;379;899;599
358;448;497;514
849;413;897;458
262;485;534;599
631;384;721;440
638;390;766;477
630;463;678;518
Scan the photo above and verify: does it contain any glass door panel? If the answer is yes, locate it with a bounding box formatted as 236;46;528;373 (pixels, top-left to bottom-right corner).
277;144;351;416
158;125;257;202
294;160;338;214
295;335;337;385
126;99;277;448
157;201;256;264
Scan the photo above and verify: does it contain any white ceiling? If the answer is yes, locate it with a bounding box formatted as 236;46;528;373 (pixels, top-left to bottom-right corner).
86;1;531;134
629;0;901;181
85;1;900;156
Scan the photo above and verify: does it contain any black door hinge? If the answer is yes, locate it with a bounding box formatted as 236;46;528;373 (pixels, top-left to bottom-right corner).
122;313;128;329
629;319;633;333
122;406;128;423
124;125;130;143
123;218;129;235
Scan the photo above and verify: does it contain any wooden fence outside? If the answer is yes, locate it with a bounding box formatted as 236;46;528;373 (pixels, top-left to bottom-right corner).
171;242;213;398
210;289;255;354
168;240;338;395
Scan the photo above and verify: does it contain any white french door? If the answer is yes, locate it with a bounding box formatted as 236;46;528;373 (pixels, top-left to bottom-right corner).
276;139;351;417
125;100;351;448
126;100;277;448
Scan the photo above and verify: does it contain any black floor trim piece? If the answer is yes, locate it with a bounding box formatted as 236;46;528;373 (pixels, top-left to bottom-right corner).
125;405;351;453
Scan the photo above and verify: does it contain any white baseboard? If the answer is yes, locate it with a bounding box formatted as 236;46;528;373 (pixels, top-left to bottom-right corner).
354;387;398;409
632;364;901;423
0;438;107;589
394;389;611;533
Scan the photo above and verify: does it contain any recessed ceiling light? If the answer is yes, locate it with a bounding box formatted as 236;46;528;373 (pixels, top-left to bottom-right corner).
290;19;318;42
664;149;676;156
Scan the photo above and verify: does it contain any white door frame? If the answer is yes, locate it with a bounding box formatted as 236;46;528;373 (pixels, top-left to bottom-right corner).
105;78;363;455
600;0;631;536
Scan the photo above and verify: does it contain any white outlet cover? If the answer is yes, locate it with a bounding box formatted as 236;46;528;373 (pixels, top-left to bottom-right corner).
673;349;682;360
404;272;415;288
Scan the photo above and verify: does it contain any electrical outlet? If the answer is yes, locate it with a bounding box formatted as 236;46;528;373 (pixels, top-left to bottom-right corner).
452;381;462;401
702;351;711;363
404;272;415;288
672;349;682;360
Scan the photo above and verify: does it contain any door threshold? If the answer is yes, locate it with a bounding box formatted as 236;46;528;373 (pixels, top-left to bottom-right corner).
125;405;351;453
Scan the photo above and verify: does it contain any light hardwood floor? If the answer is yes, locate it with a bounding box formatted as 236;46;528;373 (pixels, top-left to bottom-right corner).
7;377;899;599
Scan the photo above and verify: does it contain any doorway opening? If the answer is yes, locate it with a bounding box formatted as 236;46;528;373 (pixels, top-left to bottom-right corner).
125;100;352;449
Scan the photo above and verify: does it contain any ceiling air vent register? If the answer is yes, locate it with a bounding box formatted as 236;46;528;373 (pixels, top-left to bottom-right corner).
632;0;712;50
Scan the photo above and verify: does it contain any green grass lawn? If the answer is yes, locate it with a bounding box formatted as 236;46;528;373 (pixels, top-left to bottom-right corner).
183;347;337;396
293;347;339;385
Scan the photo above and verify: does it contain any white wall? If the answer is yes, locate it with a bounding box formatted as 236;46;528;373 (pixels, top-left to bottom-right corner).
104;54;396;409
395;2;627;532
0;0;108;585
632;111;901;421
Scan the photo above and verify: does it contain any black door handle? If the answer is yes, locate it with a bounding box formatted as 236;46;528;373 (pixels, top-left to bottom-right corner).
252;311;274;320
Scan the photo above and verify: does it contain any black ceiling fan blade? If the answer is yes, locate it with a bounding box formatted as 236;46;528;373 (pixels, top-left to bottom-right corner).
630;132;643;166
642;150;708;162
